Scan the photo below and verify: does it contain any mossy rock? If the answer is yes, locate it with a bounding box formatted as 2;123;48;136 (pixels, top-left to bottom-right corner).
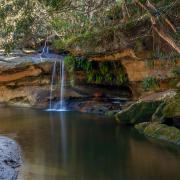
163;94;180;118
135;122;180;145
105;110;119;118
115;101;162;125
135;122;150;133
152;102;166;123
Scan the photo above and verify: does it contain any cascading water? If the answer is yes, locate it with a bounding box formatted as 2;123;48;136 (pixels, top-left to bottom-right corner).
39;37;66;111
59;59;65;110
47;58;66;111
49;61;57;109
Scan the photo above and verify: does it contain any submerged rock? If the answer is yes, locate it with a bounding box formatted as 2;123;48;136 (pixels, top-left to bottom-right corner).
135;122;180;145
0;136;21;180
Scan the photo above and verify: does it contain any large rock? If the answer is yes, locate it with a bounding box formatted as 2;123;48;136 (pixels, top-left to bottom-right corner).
163;94;180;118
151;94;180;127
135;94;180;145
115;101;161;125
135;122;180;145
0;136;21;180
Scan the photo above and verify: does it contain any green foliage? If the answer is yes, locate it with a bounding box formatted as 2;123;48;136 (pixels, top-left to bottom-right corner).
64;55;76;72
116;70;127;85
145;60;155;69
64;55;128;86
0;0;178;55
142;76;159;91
172;67;180;78
135;122;180;145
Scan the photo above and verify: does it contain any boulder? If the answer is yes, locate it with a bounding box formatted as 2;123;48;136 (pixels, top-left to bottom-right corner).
151;102;166;122
115;101;161;125
105;110;120;118
0;136;21;180
163;94;180;118
135;122;180;145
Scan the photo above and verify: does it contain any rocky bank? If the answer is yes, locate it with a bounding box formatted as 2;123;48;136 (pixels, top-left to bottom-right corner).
0;136;21;180
0;52;131;111
109;90;180;145
0;51;179;145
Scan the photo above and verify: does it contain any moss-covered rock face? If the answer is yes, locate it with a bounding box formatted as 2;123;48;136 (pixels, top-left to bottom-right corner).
163;95;180;118
115;101;162;125
105;110;119;118
64;56;128;87
135;122;180;145
152;102;166;123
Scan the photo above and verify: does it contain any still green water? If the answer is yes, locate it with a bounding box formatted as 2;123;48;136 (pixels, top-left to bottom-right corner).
0;107;180;180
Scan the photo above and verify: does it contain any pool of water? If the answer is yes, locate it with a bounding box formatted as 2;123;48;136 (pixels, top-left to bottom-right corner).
0;107;180;180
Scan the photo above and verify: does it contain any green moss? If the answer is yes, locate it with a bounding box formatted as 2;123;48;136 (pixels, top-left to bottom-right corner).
115;101;162;125
163;95;180;118
105;110;119;118
135;122;150;133
152;102;166;123
136;122;180;145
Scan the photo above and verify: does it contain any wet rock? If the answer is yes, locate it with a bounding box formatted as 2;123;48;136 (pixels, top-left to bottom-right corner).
163;94;180;118
151;102;166;123
115;101;161;125
139;90;178;101
105;110;120;118
0;136;21;180
135;122;180;145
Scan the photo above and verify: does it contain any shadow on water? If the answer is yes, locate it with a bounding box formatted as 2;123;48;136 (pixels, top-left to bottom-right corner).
0;107;180;180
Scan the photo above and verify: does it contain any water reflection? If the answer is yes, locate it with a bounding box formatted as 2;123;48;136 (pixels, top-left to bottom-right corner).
59;112;68;166
0;107;180;180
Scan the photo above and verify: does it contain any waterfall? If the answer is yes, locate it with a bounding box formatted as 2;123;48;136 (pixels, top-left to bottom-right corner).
40;39;66;111
48;58;66;111
49;61;57;109
59;59;65;110
39;38;49;61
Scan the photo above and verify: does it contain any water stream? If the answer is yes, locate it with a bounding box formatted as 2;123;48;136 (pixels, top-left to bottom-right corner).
59;59;65;110
49;61;57;110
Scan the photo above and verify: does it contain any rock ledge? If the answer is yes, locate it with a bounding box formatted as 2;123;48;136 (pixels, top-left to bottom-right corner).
0;136;21;180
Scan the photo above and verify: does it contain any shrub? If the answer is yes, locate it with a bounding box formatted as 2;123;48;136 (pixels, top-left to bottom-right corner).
172;67;180;78
142;76;159;91
64;55;76;73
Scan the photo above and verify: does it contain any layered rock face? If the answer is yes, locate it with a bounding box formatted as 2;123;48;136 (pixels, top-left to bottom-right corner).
88;51;180;97
0;55;53;108
0;53;131;109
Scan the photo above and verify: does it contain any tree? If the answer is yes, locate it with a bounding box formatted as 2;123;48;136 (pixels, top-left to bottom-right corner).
0;0;115;52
